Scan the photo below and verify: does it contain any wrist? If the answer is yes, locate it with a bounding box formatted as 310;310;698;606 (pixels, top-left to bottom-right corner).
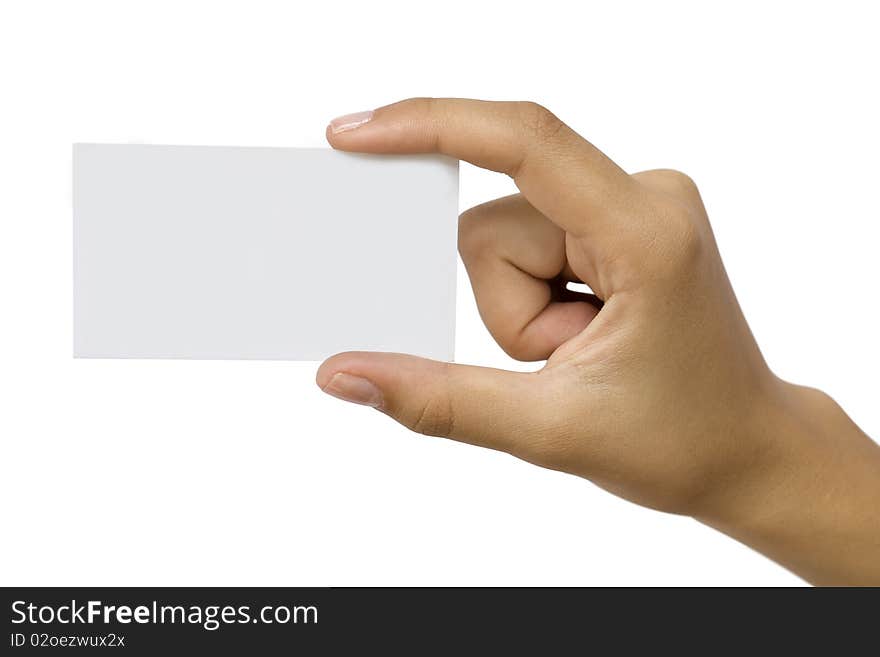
695;379;880;584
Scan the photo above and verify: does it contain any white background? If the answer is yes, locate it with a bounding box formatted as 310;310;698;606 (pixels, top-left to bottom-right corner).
1;0;878;586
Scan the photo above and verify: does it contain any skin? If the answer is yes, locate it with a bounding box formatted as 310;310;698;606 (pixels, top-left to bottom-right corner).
316;98;880;586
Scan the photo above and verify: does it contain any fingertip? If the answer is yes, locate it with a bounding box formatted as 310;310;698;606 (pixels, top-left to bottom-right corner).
325;109;376;147
315;361;332;389
316;350;388;389
324;123;335;148
315;351;352;389
323;123;367;152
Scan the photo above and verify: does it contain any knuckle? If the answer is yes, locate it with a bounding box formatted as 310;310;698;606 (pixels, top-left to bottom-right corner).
408;96;433;111
400;96;436;120
517;101;565;144
406;371;455;438
634;169;711;274
666;168;699;191
457;205;496;261
652;200;707;271
501;341;530;361
500;337;547;363
656;168;701;197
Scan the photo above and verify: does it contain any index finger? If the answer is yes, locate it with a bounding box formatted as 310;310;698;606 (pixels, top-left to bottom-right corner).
326;98;639;240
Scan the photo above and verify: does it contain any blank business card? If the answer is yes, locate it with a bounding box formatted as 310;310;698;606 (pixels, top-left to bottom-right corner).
73;144;458;360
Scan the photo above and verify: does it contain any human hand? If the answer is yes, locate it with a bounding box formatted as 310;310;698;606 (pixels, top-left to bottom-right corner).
316;99;880;585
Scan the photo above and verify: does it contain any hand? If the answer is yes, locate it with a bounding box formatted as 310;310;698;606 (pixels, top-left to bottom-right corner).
316;99;880;585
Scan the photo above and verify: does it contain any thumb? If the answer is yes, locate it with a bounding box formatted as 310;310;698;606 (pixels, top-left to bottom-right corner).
316;351;540;454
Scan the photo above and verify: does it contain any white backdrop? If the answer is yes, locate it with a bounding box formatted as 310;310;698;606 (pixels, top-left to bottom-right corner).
1;0;877;586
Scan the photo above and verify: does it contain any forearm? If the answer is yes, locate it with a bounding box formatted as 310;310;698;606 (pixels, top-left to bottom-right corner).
700;382;880;586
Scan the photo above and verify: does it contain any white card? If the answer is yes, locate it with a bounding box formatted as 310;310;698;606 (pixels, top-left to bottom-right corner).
73;144;458;360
